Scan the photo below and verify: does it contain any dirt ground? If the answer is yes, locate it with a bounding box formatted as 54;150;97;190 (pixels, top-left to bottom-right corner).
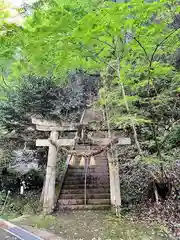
14;210;172;240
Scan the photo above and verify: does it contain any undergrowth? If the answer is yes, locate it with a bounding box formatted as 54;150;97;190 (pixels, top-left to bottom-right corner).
0;190;42;219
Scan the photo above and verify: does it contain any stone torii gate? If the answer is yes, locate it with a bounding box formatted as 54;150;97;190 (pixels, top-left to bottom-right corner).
31;116;131;214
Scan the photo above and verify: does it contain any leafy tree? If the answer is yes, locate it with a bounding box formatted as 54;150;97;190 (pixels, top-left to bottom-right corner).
0;73;99;132
8;0;105;78
0;0;180;215
0;0;23;94
71;0;180;160
1;0;180;159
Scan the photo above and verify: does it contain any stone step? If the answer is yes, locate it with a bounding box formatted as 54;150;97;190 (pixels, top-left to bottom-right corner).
60;193;110;199
61;188;110;194
58;204;110;210
65;173;109;178
71;174;109;178
68;166;84;169
64;179;92;185
64;175;109;182
67;172;109;177
65;175;109;180
62;184;109;189
68;166;108;170
68;166;109;170
63;179;109;185
67;165;109;174
58;199;110;205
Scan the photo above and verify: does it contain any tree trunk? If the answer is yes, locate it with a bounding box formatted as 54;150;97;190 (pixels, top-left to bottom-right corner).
43;131;59;214
107;150;121;216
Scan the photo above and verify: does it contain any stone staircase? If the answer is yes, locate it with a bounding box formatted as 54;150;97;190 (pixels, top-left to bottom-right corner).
57;147;111;210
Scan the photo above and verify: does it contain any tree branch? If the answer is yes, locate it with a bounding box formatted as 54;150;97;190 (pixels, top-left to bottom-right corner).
1;67;10;88
116;53;143;156
149;28;179;69
77;41;117;72
86;46;117;72
93;38;115;50
127;33;150;63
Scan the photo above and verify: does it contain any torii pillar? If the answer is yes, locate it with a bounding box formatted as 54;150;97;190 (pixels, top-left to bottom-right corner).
36;133;75;214
43;131;58;214
107;138;131;216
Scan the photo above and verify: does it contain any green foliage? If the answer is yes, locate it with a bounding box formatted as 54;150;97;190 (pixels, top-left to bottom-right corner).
0;190;42;217
162;125;180;151
0;0;179;162
0;73;99;131
0;1;22;87
13;1;179;112
7;0;105;78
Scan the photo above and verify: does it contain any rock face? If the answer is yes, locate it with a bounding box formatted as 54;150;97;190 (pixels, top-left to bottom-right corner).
10;149;39;174
58;145;111;210
0;149;43;193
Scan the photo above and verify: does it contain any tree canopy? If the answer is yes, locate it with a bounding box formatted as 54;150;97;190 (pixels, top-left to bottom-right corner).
0;0;180;160
3;0;179;76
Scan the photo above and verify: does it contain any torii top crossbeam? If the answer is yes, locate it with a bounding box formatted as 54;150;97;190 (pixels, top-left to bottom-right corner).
31;115;131;147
